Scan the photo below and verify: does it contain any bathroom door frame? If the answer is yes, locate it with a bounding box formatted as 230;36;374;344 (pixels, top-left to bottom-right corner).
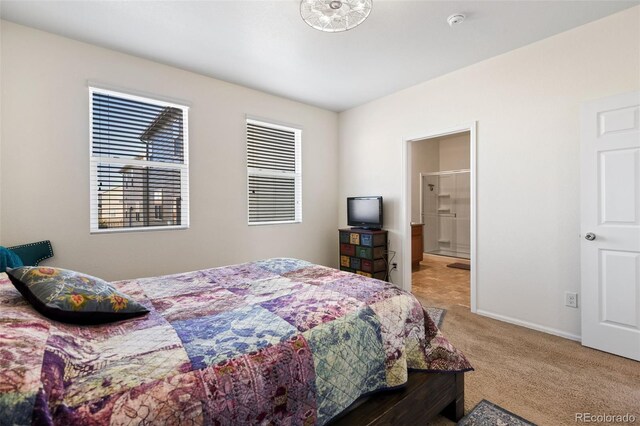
401;122;477;312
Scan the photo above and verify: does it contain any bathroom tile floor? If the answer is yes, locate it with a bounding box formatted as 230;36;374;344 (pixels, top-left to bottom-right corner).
411;254;471;308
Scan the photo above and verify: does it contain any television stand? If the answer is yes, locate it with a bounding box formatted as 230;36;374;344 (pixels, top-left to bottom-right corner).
339;228;388;281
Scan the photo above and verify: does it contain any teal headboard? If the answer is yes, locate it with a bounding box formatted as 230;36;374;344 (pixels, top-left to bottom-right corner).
7;240;54;267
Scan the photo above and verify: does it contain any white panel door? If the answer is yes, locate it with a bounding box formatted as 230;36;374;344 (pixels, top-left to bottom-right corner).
581;91;640;361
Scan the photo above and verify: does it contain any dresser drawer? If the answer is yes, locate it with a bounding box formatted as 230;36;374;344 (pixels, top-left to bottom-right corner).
340;255;351;268
356;246;386;259
373;247;385;259
357;271;372;278
361;259;372;272
359;233;387;247
359;259;386;273
373;259;386;272
340;243;355;256
373;233;387;247
350;257;361;270
356;246;372;259
340;232;351;244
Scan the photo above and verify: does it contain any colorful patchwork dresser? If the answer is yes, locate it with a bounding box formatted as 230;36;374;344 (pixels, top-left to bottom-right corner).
339;228;388;280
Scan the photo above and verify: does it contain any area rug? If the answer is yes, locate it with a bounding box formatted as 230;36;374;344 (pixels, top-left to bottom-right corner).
458;400;536;426
426;307;446;329
447;262;471;270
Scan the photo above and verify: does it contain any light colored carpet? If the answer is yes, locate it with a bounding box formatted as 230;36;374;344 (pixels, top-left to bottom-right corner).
412;256;640;425
420;300;640;425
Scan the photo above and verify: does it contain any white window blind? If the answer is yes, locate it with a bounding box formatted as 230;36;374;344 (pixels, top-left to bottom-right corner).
247;118;302;225
90;87;189;233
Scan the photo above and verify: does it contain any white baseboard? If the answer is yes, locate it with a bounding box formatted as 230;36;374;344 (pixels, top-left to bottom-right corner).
476;309;581;342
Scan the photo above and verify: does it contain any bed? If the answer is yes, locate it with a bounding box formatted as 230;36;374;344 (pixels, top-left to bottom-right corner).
0;258;471;425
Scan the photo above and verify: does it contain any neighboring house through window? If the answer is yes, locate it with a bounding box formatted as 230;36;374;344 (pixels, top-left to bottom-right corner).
90;86;189;232
246;118;302;225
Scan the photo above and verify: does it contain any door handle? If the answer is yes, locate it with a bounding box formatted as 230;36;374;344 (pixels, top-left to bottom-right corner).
585;232;596;241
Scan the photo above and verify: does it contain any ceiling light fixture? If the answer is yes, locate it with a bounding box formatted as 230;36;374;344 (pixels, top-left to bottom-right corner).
300;0;373;33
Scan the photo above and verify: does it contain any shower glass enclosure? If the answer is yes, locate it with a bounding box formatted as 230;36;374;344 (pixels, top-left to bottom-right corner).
421;170;470;259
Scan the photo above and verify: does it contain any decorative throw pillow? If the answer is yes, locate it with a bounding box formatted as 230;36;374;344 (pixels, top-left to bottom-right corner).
6;266;149;324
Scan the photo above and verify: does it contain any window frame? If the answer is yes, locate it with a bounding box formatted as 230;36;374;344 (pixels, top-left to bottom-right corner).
246;117;302;226
89;86;190;234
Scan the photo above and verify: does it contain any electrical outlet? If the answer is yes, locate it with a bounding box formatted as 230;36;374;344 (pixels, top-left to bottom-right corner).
391;262;398;270
565;292;578;308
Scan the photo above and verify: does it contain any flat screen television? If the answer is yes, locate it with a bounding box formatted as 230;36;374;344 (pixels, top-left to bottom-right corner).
347;196;383;229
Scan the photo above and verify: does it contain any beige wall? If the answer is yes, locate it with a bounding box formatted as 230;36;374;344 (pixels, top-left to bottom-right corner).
338;7;640;339
0;21;339;280
409;139;439;223
438;132;470;171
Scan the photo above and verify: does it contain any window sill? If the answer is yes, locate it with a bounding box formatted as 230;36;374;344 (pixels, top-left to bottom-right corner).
90;225;189;234
248;220;302;226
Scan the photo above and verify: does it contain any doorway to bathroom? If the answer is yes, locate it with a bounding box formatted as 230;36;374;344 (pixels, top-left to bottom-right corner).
420;169;470;259
404;126;475;312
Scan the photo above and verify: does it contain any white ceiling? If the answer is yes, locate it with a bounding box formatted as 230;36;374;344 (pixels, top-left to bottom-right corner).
1;1;637;111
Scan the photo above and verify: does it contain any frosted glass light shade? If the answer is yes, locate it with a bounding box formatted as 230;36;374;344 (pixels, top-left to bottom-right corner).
300;0;373;33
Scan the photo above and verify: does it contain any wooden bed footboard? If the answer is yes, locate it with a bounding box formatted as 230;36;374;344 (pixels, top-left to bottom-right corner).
330;371;465;425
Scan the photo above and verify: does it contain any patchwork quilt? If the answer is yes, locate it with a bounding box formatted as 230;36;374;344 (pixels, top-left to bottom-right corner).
0;258;472;425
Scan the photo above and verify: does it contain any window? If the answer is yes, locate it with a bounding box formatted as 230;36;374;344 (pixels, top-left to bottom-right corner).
246;118;301;225
90;87;189;232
